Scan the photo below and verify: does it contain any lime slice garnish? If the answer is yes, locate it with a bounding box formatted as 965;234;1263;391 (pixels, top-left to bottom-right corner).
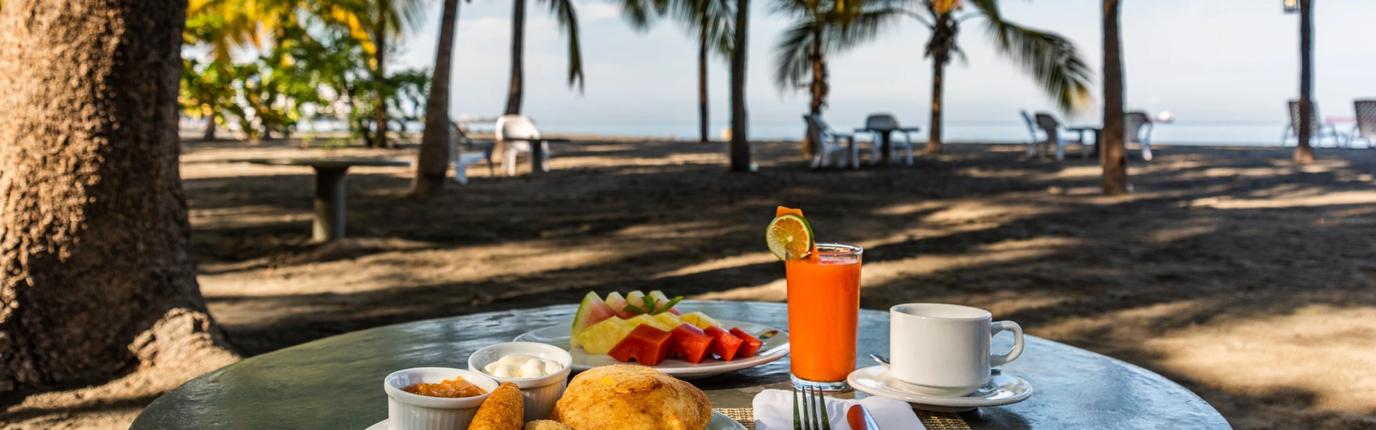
765;214;814;260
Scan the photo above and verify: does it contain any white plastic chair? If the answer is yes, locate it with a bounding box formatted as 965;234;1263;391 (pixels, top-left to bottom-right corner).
1350;100;1376;149
1283;101;1346;147
803;114;858;169
1032;112;1087;161
495;115;548;176
449;121;494;185
1125;111;1155;161
1021;110;1044;158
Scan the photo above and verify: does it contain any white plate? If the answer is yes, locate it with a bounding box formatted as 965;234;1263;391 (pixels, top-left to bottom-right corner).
513;319;789;379
365;411;747;430
847;365;1033;412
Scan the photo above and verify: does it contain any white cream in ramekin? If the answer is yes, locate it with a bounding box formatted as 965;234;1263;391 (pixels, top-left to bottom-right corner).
383;367;499;430
468;342;573;422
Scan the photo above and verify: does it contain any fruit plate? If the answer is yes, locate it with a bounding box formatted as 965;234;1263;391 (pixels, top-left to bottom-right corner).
514;319;789;379
364;411;747;430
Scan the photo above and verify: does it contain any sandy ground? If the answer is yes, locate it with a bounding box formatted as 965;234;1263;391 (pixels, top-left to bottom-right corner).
4;137;1376;429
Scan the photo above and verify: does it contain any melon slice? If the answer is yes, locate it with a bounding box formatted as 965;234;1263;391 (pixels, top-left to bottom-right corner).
679;311;720;329
570;292;616;347
648;291;682;314
620;291;647;317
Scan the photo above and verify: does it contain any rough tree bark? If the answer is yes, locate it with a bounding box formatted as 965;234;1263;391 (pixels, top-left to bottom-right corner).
924;14;955;156
1100;0;1128;194
804;28;827;156
1294;0;1314;164
698;18;711;144
504;0;527;115
413;0;462;197
0;0;236;394
728;0;752;172
371;0;392;148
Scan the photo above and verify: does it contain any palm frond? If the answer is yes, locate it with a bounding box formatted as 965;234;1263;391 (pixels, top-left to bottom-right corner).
544;0;585;90
772;22;816;92
672;0;736;58
967;0;1092;112
618;0;669;30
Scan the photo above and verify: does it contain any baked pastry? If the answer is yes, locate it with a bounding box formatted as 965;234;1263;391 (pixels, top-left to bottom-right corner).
471;383;524;430
524;420;573;430
552;365;710;430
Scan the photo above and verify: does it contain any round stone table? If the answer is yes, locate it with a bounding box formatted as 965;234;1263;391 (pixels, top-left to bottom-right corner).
248;158;410;242
133;301;1229;429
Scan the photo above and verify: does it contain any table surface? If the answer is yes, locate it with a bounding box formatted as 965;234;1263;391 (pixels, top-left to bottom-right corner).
133;301;1229;430
249;158;411;169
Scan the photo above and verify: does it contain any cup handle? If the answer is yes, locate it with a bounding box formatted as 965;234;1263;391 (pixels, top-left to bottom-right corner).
990;321;1024;367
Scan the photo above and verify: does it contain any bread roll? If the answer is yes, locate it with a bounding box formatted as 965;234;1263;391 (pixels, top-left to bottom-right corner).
471;383;523;430
552;365;710;430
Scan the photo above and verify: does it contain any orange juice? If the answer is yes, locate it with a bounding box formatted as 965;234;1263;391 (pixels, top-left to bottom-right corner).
786;243;861;389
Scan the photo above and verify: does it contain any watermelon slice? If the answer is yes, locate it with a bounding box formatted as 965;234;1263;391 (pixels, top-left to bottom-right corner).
570;292;616;347
704;326;744;361
648;291;683;315
730;327;763;358
608;325;673;365
620;291;647;317
670;324;713;363
604;292;628;316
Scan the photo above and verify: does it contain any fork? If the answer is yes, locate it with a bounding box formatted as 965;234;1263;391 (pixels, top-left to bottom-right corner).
792;386;831;430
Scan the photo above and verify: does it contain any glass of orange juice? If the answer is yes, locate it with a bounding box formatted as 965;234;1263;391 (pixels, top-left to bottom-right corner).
786;243;862;391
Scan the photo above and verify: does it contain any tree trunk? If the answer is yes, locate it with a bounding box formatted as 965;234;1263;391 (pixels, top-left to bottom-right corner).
697;19;710;144
1294;0;1314;164
1101;0;1128;194
371;1;391;148
804;28;826;156
504;0;526;115
412;0;461;197
728;0;751;172
202;115;218;141
924;50;947;156
0;0;236;394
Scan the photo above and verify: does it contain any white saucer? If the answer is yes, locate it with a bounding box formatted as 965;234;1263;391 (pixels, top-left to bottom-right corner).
365;411;747;430
847;365;1033;412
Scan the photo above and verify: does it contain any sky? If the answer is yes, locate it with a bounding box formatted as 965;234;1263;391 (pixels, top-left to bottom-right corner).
387;0;1376;142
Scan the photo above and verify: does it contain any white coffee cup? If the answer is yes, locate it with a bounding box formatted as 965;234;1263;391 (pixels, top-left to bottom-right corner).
889;303;1024;397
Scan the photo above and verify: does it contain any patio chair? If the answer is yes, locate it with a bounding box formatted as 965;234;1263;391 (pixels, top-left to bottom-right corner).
450;121;495;185
1032;112;1088;161
1350;99;1376;149
1126;111;1155;161
1021;110;1044;157
1284;100;1346;147
495;114;549;176
859;113;917;166
803;113;859;169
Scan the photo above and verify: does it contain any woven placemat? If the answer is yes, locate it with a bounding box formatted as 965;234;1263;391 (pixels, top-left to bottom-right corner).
714;407;970;430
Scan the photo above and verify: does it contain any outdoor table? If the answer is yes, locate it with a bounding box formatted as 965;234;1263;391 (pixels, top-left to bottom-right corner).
854;126;920;165
525;138;570;176
1068;126;1102;157
133;301;1229;429
249;158;410;242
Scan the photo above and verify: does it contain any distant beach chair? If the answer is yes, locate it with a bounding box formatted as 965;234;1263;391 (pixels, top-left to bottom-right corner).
1020;111;1044;157
803;113;859;169
450;121;495;185
1350;99;1376;149
1126;111;1155;161
1032;112;1088;161
858;113;917;166
1283;100;1346;147
495;115;549;176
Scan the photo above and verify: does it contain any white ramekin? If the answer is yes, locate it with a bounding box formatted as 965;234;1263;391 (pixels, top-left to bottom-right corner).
467;342;573;422
383;367;499;430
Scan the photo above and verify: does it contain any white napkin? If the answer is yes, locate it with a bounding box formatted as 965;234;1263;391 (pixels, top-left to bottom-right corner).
752;389;924;430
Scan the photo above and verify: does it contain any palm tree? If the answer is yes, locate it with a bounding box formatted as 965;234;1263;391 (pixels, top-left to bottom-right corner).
774;0;899;154
503;0;584;115
333;0;426;147
672;0;734;143
1101;0;1126;194
909;0;1091;156
412;0;463;196
728;0;751;171
1294;0;1314;164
